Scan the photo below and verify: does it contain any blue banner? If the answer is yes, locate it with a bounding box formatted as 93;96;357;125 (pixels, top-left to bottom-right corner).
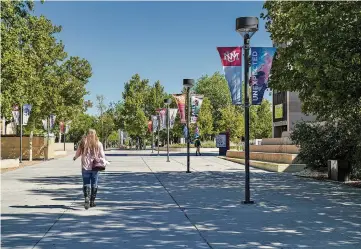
183;125;188;139
251;47;276;105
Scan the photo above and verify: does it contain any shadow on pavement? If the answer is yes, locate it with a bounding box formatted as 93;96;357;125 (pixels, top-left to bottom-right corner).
2;165;361;248
105;152;218;157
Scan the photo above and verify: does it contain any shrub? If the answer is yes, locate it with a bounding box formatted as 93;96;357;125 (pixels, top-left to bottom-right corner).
291;120;361;178
169;143;187;148
169;140;216;148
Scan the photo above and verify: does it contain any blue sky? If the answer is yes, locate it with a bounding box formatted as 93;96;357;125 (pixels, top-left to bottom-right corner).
34;1;272;115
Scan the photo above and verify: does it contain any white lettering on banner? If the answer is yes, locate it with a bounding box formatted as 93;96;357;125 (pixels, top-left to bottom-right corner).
252;51;258;65
223;51;239;63
251;51;258;84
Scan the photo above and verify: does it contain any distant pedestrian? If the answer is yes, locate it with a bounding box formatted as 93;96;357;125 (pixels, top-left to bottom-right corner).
73;129;107;210
195;137;201;156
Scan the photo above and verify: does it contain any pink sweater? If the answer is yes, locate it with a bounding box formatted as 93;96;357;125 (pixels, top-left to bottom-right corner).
74;141;105;171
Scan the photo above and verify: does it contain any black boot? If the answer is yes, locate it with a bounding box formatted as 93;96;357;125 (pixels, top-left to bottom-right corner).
83;186;90;210
90;187;98;207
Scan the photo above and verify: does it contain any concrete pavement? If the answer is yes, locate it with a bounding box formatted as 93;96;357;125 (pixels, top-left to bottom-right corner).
1;149;361;249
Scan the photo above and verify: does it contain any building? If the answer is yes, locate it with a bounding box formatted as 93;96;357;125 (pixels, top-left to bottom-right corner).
272;91;316;138
1;118;16;135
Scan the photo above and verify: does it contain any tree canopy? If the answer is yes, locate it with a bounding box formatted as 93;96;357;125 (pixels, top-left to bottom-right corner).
1;0;92;134
262;1;361;120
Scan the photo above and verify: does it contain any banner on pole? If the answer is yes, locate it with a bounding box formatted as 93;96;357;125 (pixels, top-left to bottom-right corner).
42;119;47;130
65;121;71;134
22;104;32;125
250;47;276;105
159;109;166;130
148;120;152;133
169;109;178;129
12;105;20;125
59;121;65;134
217;47;242;105
183;125;188;139
191;95;204;123
49;114;56;129
151;115;158;133
172;94;186;124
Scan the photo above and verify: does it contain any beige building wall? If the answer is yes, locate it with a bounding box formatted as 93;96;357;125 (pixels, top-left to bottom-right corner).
1;119;16;135
1;136;55;160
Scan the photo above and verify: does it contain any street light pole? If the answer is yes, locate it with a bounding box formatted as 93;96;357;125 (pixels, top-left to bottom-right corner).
236;16;258;205
164;98;172;162
243;33;252;204
152;123;154;153
20;104;23;163
63;122;66;151
157;114;160;156
183;79;194;173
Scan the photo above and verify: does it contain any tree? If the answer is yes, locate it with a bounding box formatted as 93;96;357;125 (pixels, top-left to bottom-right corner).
146;80;168;117
197;97;213;140
121;74;149;138
107;130;119;148
262;2;361;175
67;113;97;143
96;95;106;143
217;105;244;143
194;72;232;132
1;0;92;136
250;100;272;139
262;1;361;120
1;0;35;120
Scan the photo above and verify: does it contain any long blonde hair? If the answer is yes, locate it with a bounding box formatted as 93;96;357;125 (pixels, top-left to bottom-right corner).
80;129;100;155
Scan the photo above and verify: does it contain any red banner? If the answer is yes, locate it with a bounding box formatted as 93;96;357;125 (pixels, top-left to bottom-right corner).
172;94;186;124
217;47;242;66
59;122;65;134
148;120;152;133
216;47;243;105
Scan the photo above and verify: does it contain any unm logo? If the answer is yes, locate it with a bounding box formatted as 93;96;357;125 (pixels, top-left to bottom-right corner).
223;51;239;63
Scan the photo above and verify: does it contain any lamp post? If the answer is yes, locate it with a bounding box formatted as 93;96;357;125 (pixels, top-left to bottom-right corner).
20;104;23;163
183;79;194;173
157;114;160;156
236;16;258;205
151;122;154;153
164;98;172;162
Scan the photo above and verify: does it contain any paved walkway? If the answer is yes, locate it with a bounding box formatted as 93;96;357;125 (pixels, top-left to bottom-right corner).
1;150;361;249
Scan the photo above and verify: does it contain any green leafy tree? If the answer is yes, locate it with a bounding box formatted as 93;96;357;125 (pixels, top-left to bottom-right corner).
194;72;232;132
67;113;97;143
1;0;35;120
146;81;168;117
250;100;272;139
107;130;119;148
262;1;361;120
1;0;92;136
96;95;106;143
197;97;213;140
121;74;149;138
262;2;361;175
217;105;244;143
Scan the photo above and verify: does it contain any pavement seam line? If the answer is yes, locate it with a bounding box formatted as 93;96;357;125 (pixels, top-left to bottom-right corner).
31;195;79;248
169;157;198;172
140;156;214;249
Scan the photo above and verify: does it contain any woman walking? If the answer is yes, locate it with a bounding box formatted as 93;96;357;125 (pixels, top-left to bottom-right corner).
73;129;106;210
